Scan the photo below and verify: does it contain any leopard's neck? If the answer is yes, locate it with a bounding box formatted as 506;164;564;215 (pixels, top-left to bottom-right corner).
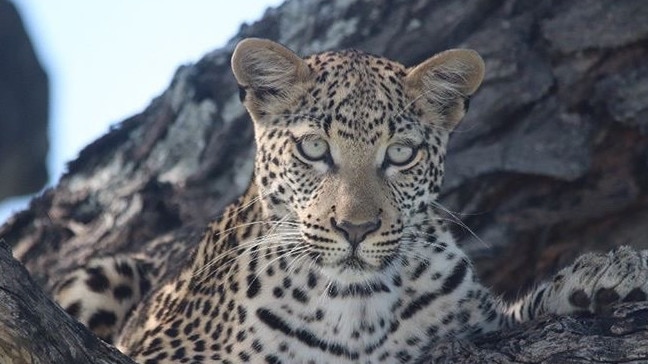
187;182;266;282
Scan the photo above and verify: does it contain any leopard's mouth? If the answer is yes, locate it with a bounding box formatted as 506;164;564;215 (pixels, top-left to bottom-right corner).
308;249;379;271
340;255;371;271
335;250;390;275
302;232;395;274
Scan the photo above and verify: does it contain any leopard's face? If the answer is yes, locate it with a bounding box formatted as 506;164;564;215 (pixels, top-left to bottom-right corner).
232;39;484;284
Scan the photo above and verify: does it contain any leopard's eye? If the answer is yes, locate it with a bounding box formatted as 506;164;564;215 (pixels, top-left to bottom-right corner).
297;138;329;161
385;144;416;166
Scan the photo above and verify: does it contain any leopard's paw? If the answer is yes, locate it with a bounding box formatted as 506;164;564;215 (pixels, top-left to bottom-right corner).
542;246;648;316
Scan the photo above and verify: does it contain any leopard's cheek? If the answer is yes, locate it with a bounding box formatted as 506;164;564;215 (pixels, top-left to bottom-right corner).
284;163;323;214
387;165;429;218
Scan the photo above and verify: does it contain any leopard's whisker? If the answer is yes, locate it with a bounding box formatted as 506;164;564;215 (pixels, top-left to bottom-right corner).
247;243;310;287
194;229;303;281
208;242;306;285
285;249;314;276
214;220;301;243
196;242;289;284
422;201;490;249
193;230;301;278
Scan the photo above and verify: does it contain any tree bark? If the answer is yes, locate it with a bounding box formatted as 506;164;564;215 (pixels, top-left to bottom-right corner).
1;0;647;362
430;303;648;363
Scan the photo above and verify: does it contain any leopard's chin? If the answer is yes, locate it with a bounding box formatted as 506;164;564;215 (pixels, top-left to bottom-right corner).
340;255;371;270
313;255;389;285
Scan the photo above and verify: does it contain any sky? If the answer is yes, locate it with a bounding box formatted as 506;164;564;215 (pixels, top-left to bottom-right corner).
0;0;284;223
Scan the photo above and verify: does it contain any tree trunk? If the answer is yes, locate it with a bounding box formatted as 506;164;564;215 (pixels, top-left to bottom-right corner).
1;0;647;362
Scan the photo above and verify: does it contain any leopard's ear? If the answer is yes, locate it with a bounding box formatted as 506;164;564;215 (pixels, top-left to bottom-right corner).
232;38;312;116
405;49;485;129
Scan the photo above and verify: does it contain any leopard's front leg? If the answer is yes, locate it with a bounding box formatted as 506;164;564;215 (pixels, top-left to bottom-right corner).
503;246;648;325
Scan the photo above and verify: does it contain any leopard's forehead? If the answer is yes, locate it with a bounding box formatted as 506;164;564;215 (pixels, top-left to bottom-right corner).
304;49;407;78
294;50;420;145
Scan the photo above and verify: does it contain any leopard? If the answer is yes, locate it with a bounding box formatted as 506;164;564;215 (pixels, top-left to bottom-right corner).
53;38;648;363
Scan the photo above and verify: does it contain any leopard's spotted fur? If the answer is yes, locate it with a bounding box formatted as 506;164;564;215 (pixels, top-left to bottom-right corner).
54;39;648;363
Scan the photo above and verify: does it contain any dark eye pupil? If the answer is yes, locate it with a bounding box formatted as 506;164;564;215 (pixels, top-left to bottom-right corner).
392;146;407;158
310;141;324;154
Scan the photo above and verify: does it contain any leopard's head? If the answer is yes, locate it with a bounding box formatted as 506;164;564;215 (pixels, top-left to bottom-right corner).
232;38;484;284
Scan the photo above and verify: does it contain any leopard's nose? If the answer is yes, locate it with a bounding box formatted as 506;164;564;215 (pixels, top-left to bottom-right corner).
330;217;381;249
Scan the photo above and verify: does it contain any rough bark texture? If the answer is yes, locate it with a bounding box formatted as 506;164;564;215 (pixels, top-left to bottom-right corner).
0;0;49;201
1;0;648;362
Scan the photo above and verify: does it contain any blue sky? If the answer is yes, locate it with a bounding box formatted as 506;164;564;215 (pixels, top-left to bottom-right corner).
1;1;283;223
